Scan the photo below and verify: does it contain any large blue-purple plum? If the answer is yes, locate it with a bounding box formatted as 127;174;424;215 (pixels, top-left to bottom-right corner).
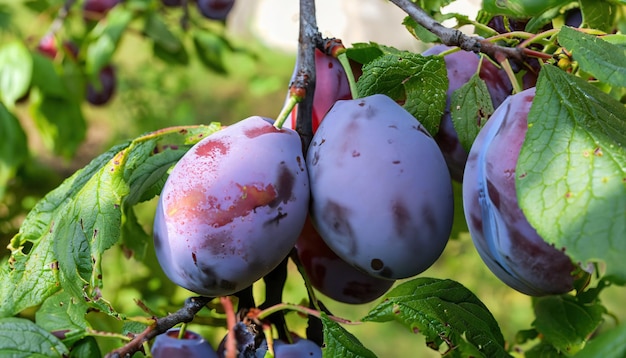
462;87;577;296
197;0;236;21
307;94;453;280
152;328;218;358
422;45;513;182
154;116;310;296
295;218;394;304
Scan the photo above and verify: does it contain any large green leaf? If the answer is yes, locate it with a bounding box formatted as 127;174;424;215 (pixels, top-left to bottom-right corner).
35;291;90;346
356;50;447;135
362;278;510;357
579;0;617;34
516;66;626;283
0;317;69;357
558;26;626;88
573;323;626;358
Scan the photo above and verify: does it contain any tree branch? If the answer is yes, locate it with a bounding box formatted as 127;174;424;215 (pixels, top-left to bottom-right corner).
44;0;76;39
388;0;524;63
104;296;213;358
294;0;322;155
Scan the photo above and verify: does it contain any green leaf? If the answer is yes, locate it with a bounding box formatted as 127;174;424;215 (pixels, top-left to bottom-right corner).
362;278;509;357
558;26;626;88
30;53;68;98
516;66;626;283
0;41;32;107
0;125;221;316
573;323;626;358
402;16;439;43
193;30;228;74
356;52;447;135
35;291;90;346
532;295;604;354
120;206;150;260
346;42;385;65
85;6;132;76
450;73;494;152
321;313;376;358
482;0;574;17
0;103;28;200
579;0;617;33
29;91;86;159
0;317;69;357
153;39;189;66
144;11;183;53
69;336;101;358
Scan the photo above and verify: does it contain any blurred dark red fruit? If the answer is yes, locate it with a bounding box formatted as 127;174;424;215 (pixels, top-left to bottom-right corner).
83;0;121;21
196;0;235;21
162;0;182;6
86;65;116;106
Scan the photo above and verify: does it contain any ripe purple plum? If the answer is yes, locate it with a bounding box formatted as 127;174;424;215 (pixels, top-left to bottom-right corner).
288;49;352;132
152;328;218;358
162;0;182;6
307;94;453;280
272;337;322;358
422;45;513;182
462;87;577;296
86;65;116;106
154;116;310;296
196;0;236;21
295;218;394;304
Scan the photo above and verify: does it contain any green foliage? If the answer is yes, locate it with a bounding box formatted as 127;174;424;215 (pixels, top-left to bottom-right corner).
450;72;494;152
321;314;377;358
0;41;32;106
0;317;69;357
362;278;510;357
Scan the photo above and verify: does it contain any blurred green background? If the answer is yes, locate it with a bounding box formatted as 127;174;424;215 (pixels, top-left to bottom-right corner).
1;1;625;357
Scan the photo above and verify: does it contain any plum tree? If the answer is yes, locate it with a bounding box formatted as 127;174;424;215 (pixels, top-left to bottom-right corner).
462;87;580;296
294;218;394;304
152;328;218;358
153;116;309;296
422;45;513;182
196;0;236;21
307;94;453;280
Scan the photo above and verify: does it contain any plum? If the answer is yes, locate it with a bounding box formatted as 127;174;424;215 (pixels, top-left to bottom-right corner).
154;116;309;296
307;94;453;280
197;0;236;21
287;49;352;133
86;65;116;106
462;87;577;296
422;45;513;182
83;0;120;21
295;218;394;304
152;328;218;358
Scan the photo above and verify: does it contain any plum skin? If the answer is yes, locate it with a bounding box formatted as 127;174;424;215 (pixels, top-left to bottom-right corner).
462;87;577;296
307;94;453;280
423;45;513;182
294;217;394;304
151;328;218;358
197;0;236;20
154;116;310;296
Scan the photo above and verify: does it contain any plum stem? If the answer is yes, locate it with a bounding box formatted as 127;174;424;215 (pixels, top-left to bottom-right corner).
337;52;360;99
220;296;237;358
255;303;359;325
274;94;300;129
43;0;76;40
177;322;188;339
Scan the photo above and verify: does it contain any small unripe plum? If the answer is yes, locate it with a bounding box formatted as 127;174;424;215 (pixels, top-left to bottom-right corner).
422;45;513;182
462;87;577;296
154;116;309;296
152;328;218;358
86;65;116;106
196;0;236;21
307;94;453;280
295;218;394;304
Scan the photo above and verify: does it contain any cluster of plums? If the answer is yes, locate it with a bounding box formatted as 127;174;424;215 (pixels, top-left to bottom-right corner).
151;13;585;355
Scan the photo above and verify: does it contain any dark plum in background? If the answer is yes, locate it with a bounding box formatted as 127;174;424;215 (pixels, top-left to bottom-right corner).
422;45;513;182
197;0;236;21
307;94;453;280
151;328;218;358
153;116;310;296
83;0;120;21
86;65;117;106
162;0;183;6
295;218;394;304
462;87;578;296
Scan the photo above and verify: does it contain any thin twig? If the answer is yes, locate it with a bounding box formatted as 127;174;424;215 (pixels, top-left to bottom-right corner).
44;0;76;39
104;296;213;358
388;0;524;63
